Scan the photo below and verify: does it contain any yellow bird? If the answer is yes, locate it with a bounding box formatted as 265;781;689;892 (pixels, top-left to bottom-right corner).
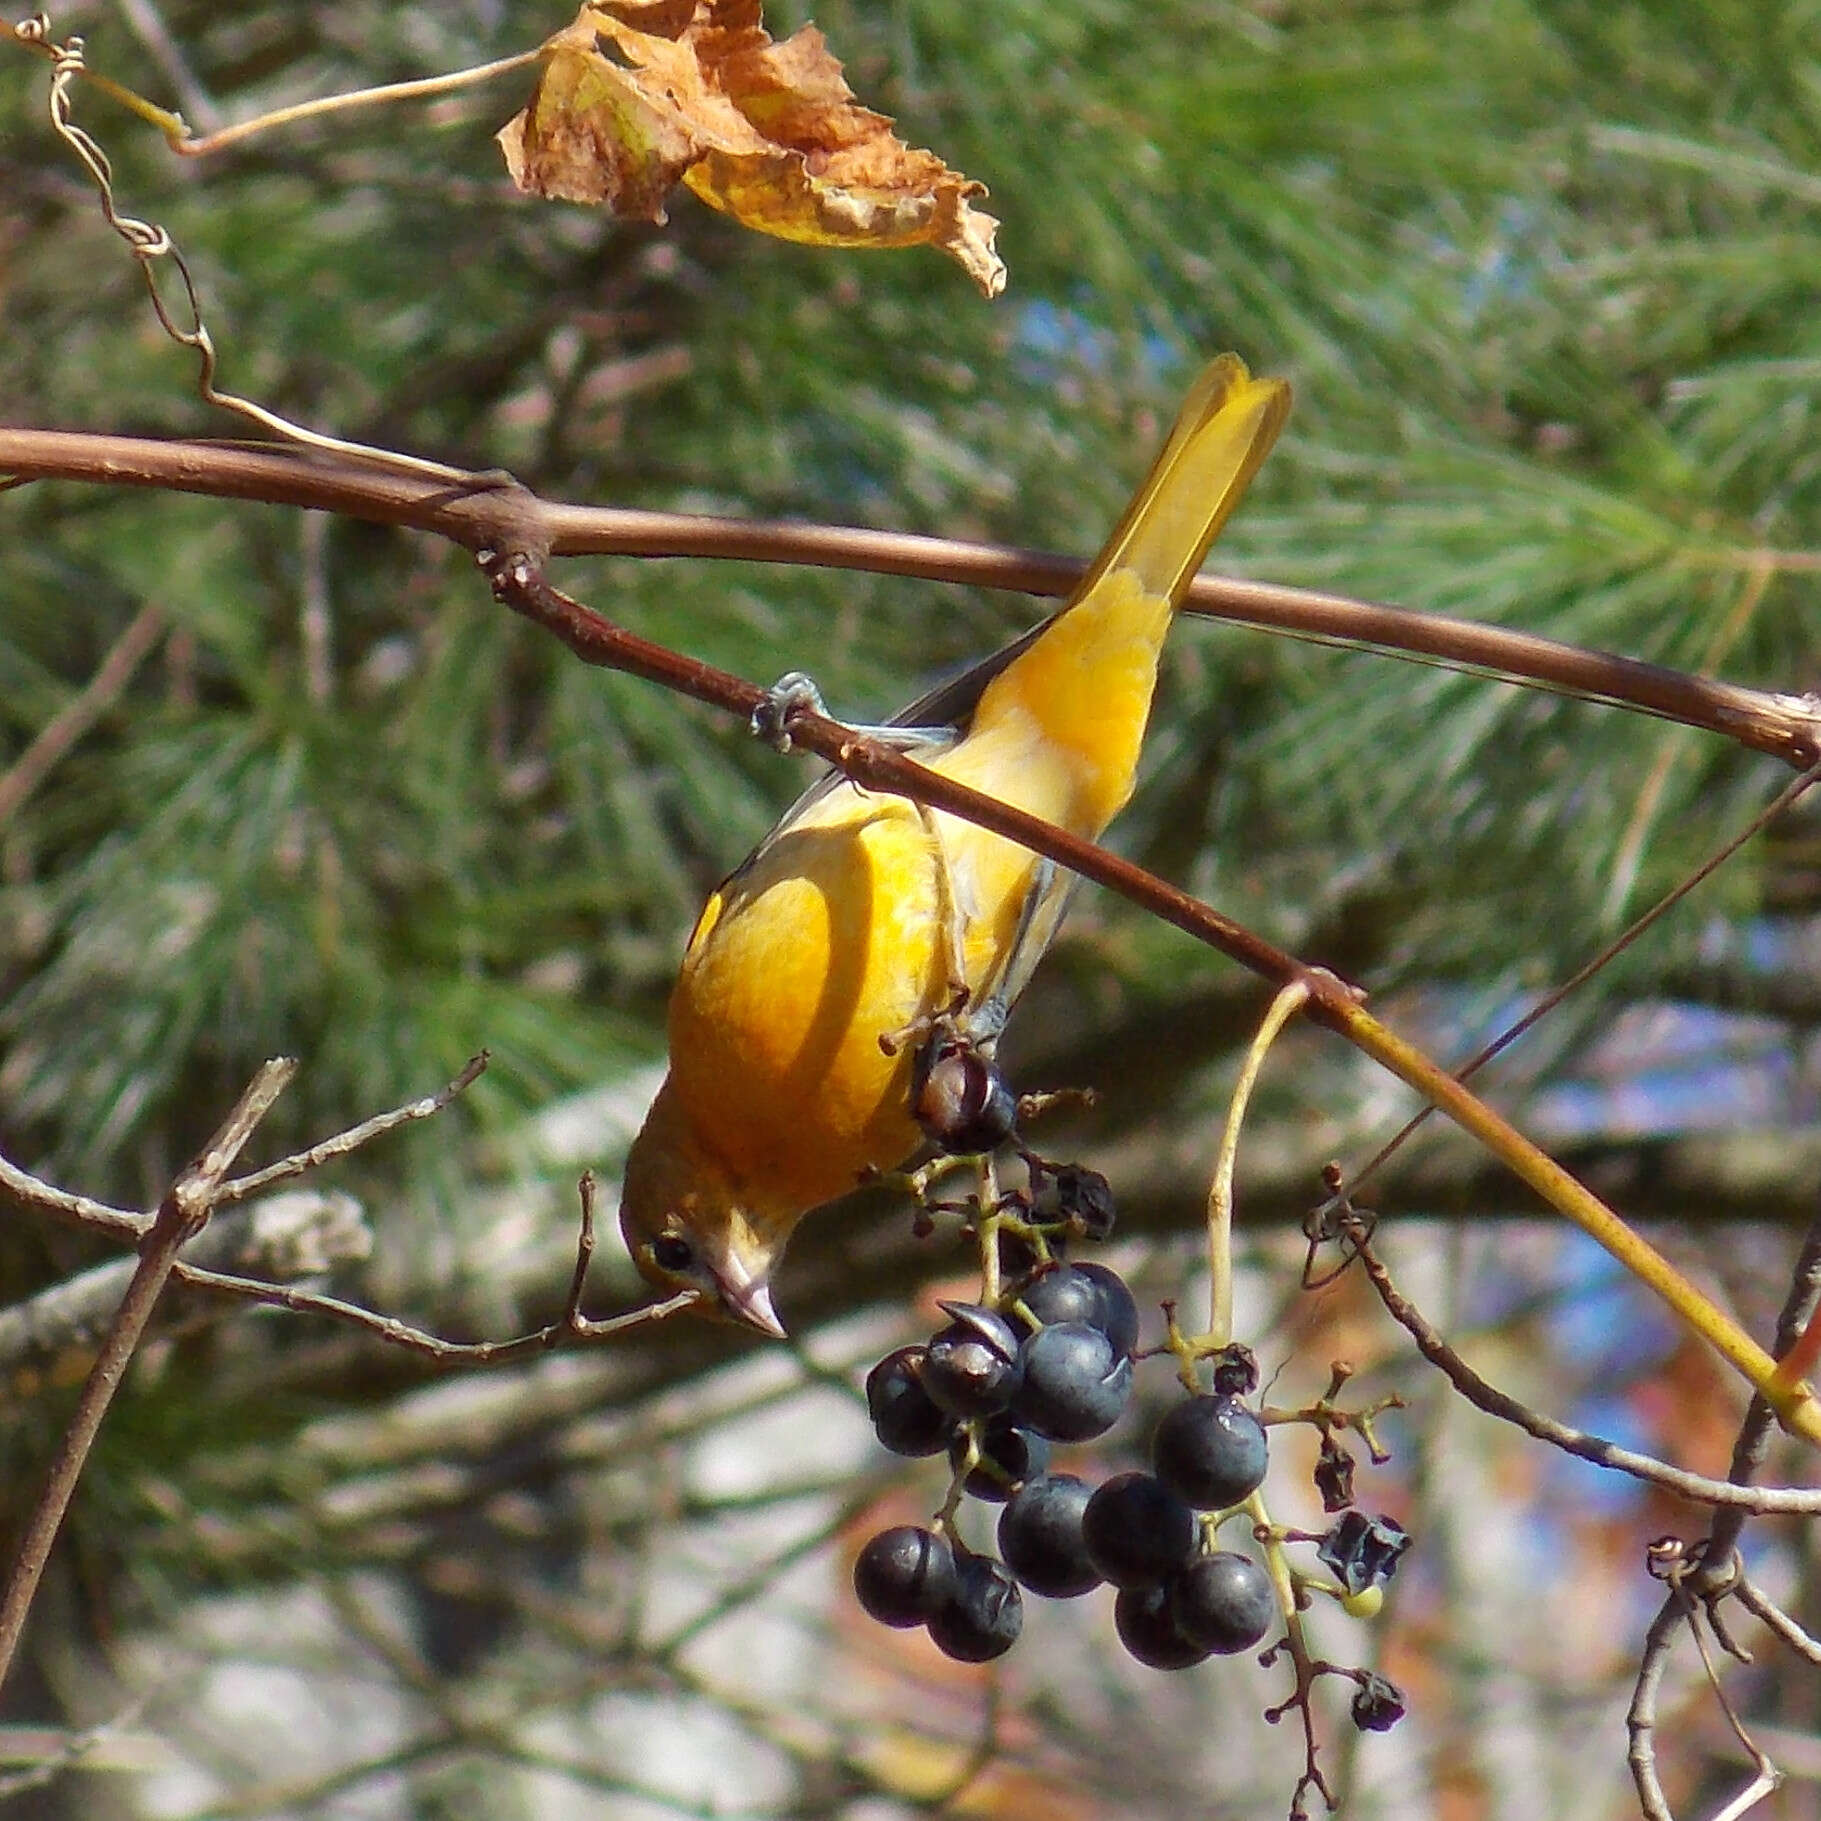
620;355;1290;1334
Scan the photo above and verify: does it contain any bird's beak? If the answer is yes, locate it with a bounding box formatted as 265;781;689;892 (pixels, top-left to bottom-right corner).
711;1256;787;1339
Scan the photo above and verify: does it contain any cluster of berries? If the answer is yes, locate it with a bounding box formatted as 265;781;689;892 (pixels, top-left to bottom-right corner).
852;1031;1412;1785
855;1222;1298;1668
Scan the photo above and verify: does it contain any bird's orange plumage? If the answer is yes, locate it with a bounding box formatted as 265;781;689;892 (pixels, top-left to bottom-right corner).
620;355;1291;1333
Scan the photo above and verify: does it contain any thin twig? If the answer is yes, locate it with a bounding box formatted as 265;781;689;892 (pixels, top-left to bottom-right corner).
3;1057;693;1363
0;1057;296;1692
0;600;164;827
172;50;543;158
217;1051;490;1204
0;1691;165;1799
1683;1583;1783;1821
0;1188;369;1380
1733;1577;1821;1668
1620;1216;1821;1818
0;1153;141;1240
174;1175;695;1364
1703;1215;1821;1568
1628;1592;1687;1821
1631;1545;1785;1821
1340;1217;1821;1511
1336;759;1821;1199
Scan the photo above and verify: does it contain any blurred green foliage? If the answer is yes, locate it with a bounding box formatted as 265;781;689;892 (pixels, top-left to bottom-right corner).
2;0;1819;1261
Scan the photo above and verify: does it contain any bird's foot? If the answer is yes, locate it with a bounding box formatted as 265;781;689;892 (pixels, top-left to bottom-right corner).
877;981;974;1059
749;671;828;753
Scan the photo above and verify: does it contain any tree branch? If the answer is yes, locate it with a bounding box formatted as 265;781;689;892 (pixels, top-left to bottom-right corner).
0;1057;295;1692
2;428;1816;766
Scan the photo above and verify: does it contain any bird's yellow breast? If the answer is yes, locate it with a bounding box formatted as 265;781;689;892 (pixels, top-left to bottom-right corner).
667;793;945;1212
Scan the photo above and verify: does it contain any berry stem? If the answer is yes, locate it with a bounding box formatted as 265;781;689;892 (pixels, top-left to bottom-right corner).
1249;1486;1335;1812
1204;980;1312;1345
976;1155;1005;1305
935;1427;983;1540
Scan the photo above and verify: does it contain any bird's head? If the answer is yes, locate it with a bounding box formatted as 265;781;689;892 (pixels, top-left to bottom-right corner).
618;1081;792;1339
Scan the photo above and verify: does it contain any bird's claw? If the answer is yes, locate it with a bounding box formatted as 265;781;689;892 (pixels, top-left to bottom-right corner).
878;982;973;1059
750;671;828;754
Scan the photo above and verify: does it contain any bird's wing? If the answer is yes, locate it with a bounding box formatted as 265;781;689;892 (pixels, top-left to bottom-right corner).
717;353;1287;901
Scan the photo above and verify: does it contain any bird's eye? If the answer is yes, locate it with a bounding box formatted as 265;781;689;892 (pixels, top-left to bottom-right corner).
651;1234;695;1274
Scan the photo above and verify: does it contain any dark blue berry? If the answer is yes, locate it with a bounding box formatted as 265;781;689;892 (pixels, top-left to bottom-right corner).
865;1346;952;1457
1011;1264;1104;1332
1081;1472;1196;1589
1152;1395;1269;1510
928;1554;1023;1662
1013;1321;1132;1441
912;1033;1018;1155
1073;1262;1140;1357
997;1474;1100;1598
852;1526;957;1628
1114;1582;1209;1670
1168;1551;1275;1654
922;1304;1022;1419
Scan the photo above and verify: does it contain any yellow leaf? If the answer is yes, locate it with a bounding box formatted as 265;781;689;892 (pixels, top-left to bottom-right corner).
497;0;1006;296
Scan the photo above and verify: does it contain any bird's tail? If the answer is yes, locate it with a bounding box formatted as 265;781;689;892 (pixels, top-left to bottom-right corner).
1072;352;1291;613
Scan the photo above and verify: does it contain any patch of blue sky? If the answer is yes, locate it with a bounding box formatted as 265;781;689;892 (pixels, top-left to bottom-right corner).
1698;911;1821;977
1460;197;1552;326
1539;1391;1656;1518
1012;296;1119;383
1528;1048;1795;1141
1456;1226;1678;1361
1546;1232;1679;1376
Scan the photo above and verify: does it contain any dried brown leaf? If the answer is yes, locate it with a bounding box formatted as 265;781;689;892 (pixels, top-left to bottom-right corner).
497;0;1006;296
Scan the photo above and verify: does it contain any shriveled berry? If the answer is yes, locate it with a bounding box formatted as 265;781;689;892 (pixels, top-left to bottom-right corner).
1013;1321;1132;1441
923;1304;1022;1419
852;1526;956;1628
1350;1671;1407;1732
1073;1262;1140;1357
928;1554;1023;1662
950;1416;1050;1502
1114;1582;1210;1670
1038;1164;1117;1240
1153;1395;1269;1510
1169;1551;1275;1655
997;1474;1100;1598
1317;1511;1410;1596
865;1347;952;1457
1207;1344;1259;1397
1082;1472;1196;1589
1314;1435;1356;1513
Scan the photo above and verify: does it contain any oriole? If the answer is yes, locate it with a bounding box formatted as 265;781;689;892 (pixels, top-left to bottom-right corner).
620;355;1291;1334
